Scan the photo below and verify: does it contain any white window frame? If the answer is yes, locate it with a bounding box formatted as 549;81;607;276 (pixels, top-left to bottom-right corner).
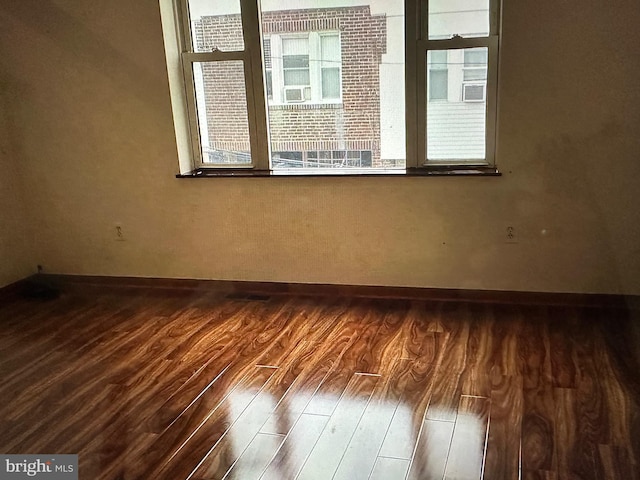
161;0;500;173
405;0;501;168
175;0;269;170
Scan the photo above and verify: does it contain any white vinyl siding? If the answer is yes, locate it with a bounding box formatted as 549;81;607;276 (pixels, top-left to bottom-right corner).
427;102;485;160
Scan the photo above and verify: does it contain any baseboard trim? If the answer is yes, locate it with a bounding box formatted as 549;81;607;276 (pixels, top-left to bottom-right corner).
32;274;639;309
0;277;35;300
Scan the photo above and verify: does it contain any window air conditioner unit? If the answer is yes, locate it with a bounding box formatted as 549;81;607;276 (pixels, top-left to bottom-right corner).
462;83;486;102
284;86;310;103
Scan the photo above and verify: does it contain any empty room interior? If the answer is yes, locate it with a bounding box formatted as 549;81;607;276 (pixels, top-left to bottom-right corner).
1;0;639;479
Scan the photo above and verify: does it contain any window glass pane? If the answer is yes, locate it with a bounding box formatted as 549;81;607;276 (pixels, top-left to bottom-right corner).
283;37;309;55
322;68;340;99
321;35;341;63
361;151;372;167
430;50;448;67
261;0;406;169
193;60;251;164
283;55;310;69
462;47;487;82
265;70;273;98
284;70;310;86
429;70;448;100
464;49;488;65
272;151;302;168
428;50;448;100
463;69;486;81
187;0;244;52
427;48;487;162
428;0;490;40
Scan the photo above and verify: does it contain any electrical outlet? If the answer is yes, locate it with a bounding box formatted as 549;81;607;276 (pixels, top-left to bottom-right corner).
506;226;517;243
115;224;125;241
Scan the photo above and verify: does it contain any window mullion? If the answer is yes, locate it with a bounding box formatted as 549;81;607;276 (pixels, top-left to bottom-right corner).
178;0;193;53
405;0;420;168
183;51;246;62
181;57;204;168
416;43;427;167
421;37;492;51
485;36;499;165
240;0;270;170
178;0;200;168
490;0;502;36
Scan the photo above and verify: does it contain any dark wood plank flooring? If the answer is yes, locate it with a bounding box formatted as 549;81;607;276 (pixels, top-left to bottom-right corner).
0;289;638;479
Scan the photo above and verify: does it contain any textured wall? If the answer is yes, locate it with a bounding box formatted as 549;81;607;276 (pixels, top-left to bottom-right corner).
0;0;638;294
0;74;35;287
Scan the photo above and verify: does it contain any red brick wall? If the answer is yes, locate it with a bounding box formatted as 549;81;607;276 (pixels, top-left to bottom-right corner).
195;6;386;165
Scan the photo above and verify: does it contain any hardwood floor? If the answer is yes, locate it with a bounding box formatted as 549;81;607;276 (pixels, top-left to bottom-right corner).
0;289;638;479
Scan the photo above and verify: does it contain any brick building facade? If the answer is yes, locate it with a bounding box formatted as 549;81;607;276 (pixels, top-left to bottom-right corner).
195;6;388;167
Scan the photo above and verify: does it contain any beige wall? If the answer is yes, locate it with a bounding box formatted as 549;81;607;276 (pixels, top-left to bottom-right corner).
0;73;35;287
0;0;638;294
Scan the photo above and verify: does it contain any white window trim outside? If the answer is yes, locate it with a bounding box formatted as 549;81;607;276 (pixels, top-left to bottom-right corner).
159;0;501;173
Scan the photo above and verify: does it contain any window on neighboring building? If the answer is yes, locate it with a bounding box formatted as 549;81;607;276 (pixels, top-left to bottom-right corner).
265;32;342;106
282;37;311;102
428;50;448;101
462;48;488;102
320;34;341;100
161;0;499;173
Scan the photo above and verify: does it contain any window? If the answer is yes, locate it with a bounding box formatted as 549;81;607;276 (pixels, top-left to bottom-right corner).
462;48;488;102
411;0;500;166
161;0;499;174
428;50;448;101
463;49;488;82
265;33;341;105
282;37;311;102
320;34;341;100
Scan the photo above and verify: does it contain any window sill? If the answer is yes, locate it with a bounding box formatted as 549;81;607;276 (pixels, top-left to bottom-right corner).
176;165;500;178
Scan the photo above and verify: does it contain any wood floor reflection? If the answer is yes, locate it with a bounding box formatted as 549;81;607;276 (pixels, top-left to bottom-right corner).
0;290;638;479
